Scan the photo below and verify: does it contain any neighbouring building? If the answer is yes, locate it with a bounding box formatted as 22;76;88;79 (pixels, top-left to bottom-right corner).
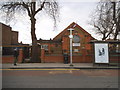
38;22;95;63
1;22;18;46
1;22;26;63
1;22;19;56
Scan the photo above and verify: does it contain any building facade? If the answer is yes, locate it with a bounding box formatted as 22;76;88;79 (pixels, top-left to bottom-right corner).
1;23;18;46
1;22;24;63
38;22;95;63
1;22;119;64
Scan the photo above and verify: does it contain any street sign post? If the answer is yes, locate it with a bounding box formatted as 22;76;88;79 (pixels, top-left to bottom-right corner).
68;28;74;66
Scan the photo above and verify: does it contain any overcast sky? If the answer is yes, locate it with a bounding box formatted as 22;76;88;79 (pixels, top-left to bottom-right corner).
0;0;100;44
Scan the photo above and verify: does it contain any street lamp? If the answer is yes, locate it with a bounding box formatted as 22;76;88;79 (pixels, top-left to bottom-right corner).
68;28;74;66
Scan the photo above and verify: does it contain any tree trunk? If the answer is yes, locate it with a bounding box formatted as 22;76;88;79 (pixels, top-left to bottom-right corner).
114;29;119;40
114;18;120;40
112;2;119;40
30;17;41;63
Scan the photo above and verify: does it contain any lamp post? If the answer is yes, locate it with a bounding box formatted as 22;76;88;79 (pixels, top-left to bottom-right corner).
68;28;74;66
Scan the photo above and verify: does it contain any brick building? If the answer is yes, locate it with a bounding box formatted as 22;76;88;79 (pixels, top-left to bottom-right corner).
1;22;24;63
1;22;18;46
1;22;119;64
38;22;95;63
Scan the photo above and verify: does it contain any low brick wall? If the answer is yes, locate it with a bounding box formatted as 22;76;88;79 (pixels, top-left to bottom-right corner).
2;49;23;63
2;55;22;63
43;54;119;63
109;55;120;63
43;54;93;63
2;55;14;63
72;55;92;63
2;49;119;64
44;55;64;63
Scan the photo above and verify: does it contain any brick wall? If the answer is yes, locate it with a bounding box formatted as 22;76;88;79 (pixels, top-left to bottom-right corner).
2;23;12;45
2;50;119;63
1;23;18;46
2;49;23;63
109;55;120;63
11;31;18;44
42;55;119;63
44;55;64;63
43;55;93;63
2;56;14;63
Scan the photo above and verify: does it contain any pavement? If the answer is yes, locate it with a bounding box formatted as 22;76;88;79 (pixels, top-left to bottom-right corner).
1;63;120;69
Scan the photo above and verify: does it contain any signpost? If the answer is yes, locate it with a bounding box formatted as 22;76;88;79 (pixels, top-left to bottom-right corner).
68;28;74;66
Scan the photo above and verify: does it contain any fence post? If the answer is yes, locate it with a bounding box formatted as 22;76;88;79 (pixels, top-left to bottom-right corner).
18;49;23;63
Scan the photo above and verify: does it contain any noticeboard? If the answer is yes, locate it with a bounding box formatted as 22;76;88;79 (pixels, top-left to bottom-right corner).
94;43;109;63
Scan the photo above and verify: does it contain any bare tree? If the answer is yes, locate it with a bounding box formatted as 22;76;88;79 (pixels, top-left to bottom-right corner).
0;0;59;62
112;1;120;40
89;0;119;40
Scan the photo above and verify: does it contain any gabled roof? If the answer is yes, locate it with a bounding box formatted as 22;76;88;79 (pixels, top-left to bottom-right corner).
53;22;94;41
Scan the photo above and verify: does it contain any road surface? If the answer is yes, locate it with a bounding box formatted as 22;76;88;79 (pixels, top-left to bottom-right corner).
2;69;119;88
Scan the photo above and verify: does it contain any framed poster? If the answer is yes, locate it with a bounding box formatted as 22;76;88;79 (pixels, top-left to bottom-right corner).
94;43;109;63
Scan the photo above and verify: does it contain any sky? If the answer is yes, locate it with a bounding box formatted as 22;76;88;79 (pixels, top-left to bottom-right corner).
0;0;100;44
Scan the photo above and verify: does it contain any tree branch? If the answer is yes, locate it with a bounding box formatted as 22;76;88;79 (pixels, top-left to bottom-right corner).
94;23;104;34
35;0;46;15
22;2;31;17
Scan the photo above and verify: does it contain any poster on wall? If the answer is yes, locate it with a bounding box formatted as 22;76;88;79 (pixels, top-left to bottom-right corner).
94;43;109;63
